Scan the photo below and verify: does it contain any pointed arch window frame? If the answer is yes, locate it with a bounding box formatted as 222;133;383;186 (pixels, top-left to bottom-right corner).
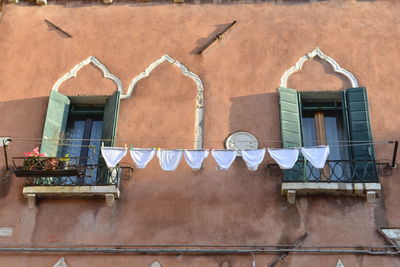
123;55;205;150
51;56;123;93
280;47;359;88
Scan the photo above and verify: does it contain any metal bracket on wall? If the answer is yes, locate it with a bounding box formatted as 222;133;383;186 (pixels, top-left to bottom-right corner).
0;137;11;147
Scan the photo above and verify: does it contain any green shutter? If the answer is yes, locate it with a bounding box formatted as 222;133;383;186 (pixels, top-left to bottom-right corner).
278;87;302;148
98;90;121;184
278;87;304;182
345;87;377;181
101;90;121;146
40;90;70;157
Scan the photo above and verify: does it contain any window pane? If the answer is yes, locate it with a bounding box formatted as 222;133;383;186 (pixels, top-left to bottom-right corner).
302;115;317;147
325;111;351;181
86;121;103;184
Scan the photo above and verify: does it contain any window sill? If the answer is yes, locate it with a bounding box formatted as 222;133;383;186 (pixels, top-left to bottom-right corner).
281;182;381;204
22;185;120;208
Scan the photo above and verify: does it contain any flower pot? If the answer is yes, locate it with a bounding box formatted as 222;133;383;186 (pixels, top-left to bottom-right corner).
45;158;59;170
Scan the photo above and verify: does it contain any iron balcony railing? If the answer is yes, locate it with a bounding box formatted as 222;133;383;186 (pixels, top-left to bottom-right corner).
24;166;121;186
281;159;379;183
12;157;121;186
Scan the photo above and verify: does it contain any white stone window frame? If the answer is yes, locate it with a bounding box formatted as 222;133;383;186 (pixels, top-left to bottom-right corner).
280;47;359;88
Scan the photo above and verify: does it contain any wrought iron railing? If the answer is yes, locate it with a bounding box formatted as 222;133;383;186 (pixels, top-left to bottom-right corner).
12;157;121;186
281;159;379;183
24;166;121;186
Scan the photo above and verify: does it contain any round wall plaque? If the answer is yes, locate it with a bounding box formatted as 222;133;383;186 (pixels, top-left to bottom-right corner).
225;132;259;150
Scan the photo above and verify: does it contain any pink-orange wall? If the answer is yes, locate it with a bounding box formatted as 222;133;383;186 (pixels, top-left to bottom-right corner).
0;1;400;266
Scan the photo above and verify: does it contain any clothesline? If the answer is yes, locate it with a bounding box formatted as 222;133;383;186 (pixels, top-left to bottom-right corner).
8;139;392;149
101;146;331;171
10;137;394;143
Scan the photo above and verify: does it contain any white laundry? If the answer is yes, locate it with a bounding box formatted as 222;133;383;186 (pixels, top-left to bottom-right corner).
211;150;237;170
241;149;266;171
157;150;183;171
267;148;300;169
301;145;330;169
101;147;128;168
183;150;209;170
129;148;156;169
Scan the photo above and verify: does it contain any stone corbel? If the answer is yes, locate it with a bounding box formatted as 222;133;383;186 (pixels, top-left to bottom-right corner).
36;0;47;5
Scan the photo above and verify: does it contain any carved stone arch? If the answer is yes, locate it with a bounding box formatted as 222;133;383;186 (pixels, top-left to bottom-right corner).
123;55;205;149
149;260;162;267
280;47;359;88
51;56;123;92
53;257;68;267
336;259;345;267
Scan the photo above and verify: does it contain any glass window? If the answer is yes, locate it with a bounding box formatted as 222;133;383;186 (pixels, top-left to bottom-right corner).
61;113;103;185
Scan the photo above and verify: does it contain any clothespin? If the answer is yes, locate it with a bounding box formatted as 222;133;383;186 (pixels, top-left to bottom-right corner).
124;143;128;149
157;147;161;151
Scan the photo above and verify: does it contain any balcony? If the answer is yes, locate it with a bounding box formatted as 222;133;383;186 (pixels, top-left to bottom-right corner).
270;159;385;204
12;157;122;207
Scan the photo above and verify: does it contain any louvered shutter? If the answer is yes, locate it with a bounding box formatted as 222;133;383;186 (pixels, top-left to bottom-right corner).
40;90;70;157
278;87;303;181
278;87;302;148
345;87;377;181
98;90;121;184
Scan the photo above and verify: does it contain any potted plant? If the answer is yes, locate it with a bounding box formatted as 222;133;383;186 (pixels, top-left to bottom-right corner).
58;154;70;169
23;147;46;170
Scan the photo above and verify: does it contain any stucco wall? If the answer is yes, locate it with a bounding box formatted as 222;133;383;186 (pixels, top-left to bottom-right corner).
0;0;400;266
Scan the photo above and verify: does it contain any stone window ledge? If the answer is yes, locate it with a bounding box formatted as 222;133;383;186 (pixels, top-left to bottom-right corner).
281;182;381;204
23;186;120;208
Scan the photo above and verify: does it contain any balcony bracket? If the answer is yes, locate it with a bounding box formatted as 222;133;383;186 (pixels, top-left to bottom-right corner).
287;190;296;204
106;194;115;207
27;194;36;209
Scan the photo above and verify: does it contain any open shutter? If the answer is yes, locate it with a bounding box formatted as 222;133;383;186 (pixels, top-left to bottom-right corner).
98;90;121;184
345;87;377;181
278;87;302;148
40;90;70;157
278;87;303;182
101;90;121;146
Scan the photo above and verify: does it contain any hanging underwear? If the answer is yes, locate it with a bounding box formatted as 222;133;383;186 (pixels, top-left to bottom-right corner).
183;150;209;170
300;145;330;169
241;149;266;171
129;148;156;169
157;150;183;171
101;147;128;168
211;150;237;170
267;148;299;169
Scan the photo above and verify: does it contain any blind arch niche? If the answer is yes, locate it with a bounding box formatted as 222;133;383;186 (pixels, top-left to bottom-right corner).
123;55;205;149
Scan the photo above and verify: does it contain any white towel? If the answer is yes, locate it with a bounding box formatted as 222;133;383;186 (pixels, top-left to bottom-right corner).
129;148;156;169
241;149;266;171
183;150;209;170
301;145;330;169
157;150;183;171
101;147;128;168
211;150;237;171
267;148;299;169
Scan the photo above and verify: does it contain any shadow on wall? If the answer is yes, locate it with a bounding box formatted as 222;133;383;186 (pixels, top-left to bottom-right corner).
0;97;49;198
191;22;235;55
229;92;280;149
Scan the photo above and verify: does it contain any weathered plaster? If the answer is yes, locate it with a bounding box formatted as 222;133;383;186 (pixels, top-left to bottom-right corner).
124;55;204;149
0;1;399;266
